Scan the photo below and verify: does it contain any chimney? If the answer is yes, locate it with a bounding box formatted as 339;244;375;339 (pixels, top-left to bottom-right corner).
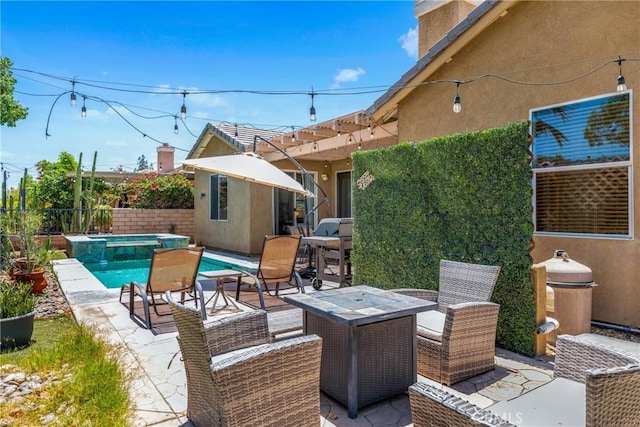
156;143;175;174
415;0;477;58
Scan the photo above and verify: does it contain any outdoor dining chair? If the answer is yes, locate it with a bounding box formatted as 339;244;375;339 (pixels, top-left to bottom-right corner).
409;334;640;426
395;259;501;385
119;246;205;330
165;291;322;426
236;235;305;307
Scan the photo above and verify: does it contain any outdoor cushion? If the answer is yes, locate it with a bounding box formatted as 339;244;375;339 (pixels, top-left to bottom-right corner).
487;377;585;426
416;310;445;342
209;342;272;366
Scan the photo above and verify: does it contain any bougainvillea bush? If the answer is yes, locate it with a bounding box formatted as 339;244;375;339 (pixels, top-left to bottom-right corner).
126;172;194;209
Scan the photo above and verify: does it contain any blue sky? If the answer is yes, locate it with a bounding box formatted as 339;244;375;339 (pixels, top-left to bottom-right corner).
1;1;419;189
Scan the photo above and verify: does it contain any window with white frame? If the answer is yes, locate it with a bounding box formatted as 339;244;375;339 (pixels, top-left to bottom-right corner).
210;174;228;221
531;91;632;237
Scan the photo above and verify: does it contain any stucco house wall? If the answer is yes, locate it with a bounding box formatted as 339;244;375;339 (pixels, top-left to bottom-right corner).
393;1;640;327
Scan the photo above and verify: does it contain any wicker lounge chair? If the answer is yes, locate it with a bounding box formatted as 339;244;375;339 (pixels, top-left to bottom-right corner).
409;334;640;426
395;259;501;385
236;235;304;305
165;291;322;427
120;246;205;329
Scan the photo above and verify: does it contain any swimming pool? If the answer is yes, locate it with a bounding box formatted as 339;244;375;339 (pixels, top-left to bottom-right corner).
85;256;247;289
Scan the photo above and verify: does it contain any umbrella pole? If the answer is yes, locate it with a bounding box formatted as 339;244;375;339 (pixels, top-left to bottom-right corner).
253;135;330;230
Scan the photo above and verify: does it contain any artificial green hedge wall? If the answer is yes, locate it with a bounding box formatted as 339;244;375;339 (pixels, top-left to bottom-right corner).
351;121;535;356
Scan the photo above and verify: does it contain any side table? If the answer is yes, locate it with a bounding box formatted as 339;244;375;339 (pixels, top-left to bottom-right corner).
198;270;243;314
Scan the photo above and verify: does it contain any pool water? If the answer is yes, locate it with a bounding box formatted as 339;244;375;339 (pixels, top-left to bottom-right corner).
85;257;243;289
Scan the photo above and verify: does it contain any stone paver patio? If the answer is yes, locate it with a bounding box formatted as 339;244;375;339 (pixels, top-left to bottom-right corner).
53;254;555;426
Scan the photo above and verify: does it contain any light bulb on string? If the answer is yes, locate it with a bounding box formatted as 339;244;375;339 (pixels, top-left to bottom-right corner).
309;89;317;122
291;126;296;143
81;96;87;118
180;91;187;120
453;81;462;113
174;117;179;134
616;56;627;92
70;80;77;107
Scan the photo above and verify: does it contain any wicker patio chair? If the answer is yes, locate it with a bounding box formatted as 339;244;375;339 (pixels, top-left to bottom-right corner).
236;235;305;304
409;334;640;426
395;259;501;385
165;291;322;427
119;246;205;329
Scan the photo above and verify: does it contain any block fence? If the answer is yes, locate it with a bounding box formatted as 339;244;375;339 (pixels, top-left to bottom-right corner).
111;208;195;242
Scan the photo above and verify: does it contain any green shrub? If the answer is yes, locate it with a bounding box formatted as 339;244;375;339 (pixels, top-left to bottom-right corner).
0;280;37;318
351;121;535;356
126;171;194;209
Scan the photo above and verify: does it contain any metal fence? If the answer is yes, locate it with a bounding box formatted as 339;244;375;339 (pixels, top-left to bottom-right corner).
0;208;113;235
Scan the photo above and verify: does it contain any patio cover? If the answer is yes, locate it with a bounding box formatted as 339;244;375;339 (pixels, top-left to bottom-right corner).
183;152;313;197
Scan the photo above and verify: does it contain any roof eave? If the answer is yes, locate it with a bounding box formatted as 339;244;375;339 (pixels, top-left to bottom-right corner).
366;0;515;122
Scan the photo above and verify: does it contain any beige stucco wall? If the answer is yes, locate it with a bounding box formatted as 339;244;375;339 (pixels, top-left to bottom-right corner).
397;1;640;326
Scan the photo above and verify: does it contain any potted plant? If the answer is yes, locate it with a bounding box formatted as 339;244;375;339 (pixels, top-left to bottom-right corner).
8;211;50;294
0;280;38;350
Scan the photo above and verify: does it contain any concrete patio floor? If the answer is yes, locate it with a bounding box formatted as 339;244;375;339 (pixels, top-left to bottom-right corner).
53;254;555;427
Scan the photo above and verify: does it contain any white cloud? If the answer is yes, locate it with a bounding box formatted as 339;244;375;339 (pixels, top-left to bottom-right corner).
331;68;366;89
399;25;419;59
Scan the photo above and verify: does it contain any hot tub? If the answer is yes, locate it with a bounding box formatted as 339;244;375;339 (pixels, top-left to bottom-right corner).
65;233;190;263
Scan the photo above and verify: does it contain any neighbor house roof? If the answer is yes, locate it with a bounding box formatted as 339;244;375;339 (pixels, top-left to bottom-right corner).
365;0;512;122
186;122;283;159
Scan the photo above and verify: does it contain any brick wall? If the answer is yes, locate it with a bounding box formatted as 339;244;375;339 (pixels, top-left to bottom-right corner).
111;209;195;242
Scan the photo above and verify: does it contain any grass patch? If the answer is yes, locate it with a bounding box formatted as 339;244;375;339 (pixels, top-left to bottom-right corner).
0;315;132;426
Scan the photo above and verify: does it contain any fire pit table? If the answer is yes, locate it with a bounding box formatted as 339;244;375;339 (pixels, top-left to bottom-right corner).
284;285;436;418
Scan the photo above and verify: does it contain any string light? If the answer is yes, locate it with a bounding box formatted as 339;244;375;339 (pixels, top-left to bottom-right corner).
453;81;462;113
81;96;87;118
180;91;187;120
291;126;296;142
23;55;637;143
234;123;238;137
70;80;77;107
173;116;179;134
616;55;627;92
309;89;316;122
336;120;341;137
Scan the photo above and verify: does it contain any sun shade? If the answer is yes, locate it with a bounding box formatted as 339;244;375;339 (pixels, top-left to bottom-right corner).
183;152;314;197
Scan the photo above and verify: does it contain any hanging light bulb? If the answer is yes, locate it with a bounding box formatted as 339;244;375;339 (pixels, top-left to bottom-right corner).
70;81;77;107
616;56;627;92
368;123;374;138
291;126;296;142
174;117;179;134
453;81;462;113
180;91;187;120
336;121;341;137
309;89;317;122
81;96;87;118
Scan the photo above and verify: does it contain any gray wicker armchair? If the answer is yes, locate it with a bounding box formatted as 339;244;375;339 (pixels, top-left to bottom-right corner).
395;259;501;385
409;334;640;426
165;292;322;426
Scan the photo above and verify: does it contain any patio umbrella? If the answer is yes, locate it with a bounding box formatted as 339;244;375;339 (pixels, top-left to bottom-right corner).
183;152;314;197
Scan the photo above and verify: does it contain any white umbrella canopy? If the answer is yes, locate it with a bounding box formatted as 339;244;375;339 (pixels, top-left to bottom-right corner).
183;152;314;197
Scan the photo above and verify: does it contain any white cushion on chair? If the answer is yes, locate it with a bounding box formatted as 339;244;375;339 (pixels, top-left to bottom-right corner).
416;310;445;342
487;377;585;426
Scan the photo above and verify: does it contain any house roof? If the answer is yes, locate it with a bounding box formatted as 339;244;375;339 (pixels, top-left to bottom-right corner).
186;122;284;160
365;0;511;122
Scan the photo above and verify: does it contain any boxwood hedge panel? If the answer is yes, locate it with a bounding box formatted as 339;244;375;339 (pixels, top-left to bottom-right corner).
351;121;535;356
